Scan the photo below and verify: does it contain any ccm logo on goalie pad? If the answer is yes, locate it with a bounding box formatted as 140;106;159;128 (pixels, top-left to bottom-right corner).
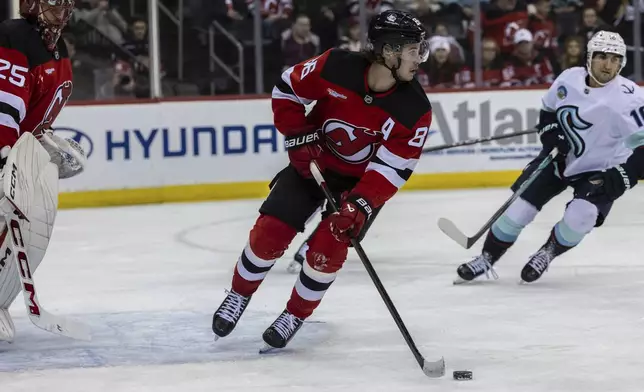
9;163;17;199
9;219;40;316
285;132;320;150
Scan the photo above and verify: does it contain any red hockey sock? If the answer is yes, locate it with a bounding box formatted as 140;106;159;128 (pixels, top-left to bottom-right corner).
232;215;297;297
287;220;348;319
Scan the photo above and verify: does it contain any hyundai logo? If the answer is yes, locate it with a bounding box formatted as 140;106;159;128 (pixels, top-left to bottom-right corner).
51;127;94;158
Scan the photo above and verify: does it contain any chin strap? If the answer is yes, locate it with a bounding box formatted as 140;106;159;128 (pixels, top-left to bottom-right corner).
385;56;403;83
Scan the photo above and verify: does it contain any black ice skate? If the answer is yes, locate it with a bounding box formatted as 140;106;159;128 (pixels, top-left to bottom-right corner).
259;309;304;353
521;242;556;283
455;252;498;284
212;289;251;340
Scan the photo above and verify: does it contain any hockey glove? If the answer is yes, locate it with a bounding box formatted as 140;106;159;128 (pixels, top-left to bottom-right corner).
538;122;570;157
576;165;638;203
328;195;373;243
285;128;324;178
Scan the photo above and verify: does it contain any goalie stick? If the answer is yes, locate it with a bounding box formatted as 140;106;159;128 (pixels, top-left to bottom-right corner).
309;161;445;378
438;148;559;249
1;133;90;341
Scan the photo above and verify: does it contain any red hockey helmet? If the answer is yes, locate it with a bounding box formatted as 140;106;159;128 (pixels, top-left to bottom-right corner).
21;0;75;52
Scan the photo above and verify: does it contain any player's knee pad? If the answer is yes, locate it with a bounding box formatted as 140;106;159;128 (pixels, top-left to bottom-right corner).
305;221;348;274
249;214;297;260
563;198;598;234
491;197;539;242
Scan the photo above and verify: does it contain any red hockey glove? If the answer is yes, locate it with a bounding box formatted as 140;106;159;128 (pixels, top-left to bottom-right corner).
285;129;324;178
329;195;373;243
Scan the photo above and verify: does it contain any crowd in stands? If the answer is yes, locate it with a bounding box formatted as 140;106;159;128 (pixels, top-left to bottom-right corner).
2;0;642;100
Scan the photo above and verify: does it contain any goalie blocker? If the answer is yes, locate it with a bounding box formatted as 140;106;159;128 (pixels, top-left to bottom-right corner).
0;132;89;342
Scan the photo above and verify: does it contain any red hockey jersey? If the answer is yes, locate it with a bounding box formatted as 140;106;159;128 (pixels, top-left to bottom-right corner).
272;49;432;208
500;52;555;86
0;19;73;148
478;3;529;54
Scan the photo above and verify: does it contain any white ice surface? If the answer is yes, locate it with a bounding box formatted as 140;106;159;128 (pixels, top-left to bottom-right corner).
3;186;644;391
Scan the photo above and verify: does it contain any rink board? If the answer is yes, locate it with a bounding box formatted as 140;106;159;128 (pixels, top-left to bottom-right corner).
56;88;545;208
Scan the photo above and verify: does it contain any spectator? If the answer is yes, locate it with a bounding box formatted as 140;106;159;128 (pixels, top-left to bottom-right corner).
558;35;585;72
74;0;129;44
280;14;320;71
224;0;245;21
552;0;583;40
577;7;609;46
312;5;340;52
338;21;363;52
501;28;555;86
121;18;158;99
430;22;465;64
225;0;293;20
455;37;504;88
528;0;558;57
64;34;97;101
346;0;394;21
108;60;136;99
122;18;149;58
417;36;460;88
477;0;529;55
248;0;293;37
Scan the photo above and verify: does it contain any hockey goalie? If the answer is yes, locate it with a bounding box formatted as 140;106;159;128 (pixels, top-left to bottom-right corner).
0;0;89;342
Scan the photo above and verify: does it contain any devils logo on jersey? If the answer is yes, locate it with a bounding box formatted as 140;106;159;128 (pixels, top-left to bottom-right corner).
322;119;381;164
34;80;73;136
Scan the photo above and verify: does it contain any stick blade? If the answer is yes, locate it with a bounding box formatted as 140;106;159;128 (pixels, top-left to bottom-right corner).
30;310;91;341
437;218;472;249
422;356;446;378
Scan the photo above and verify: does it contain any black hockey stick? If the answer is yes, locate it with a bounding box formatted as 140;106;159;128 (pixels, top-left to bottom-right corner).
309;161;445;378
438;147;559;249
422;129;537;154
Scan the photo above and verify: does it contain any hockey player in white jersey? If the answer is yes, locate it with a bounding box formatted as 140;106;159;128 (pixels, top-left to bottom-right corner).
455;30;644;283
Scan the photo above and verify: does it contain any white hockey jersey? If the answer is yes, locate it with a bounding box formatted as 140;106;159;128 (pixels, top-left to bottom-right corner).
542;67;644;177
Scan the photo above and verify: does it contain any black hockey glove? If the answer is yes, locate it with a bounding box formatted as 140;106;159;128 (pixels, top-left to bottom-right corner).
537;110;570;156
576;165;638;204
538;122;570;156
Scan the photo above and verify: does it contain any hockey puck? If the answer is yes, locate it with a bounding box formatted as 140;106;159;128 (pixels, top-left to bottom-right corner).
453;370;473;380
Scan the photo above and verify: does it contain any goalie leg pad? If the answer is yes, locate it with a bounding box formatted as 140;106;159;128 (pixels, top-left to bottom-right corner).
0;307;14;342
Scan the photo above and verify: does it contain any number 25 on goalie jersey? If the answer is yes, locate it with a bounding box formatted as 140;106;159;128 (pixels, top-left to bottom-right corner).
0;19;73;149
272;49;433;207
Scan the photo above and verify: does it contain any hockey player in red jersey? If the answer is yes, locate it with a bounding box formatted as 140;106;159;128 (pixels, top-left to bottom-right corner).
212;9;432;351
0;0;87;342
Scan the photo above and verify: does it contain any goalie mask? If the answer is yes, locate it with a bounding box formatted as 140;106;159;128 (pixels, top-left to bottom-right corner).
21;0;75;52
586;30;626;86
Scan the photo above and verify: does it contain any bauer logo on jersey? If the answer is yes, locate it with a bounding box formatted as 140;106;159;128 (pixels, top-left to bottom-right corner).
556;105;593;158
556;85;567;100
323;119;381;164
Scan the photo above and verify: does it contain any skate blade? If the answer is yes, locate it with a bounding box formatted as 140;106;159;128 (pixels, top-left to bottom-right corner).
452;277;472;285
259;344;282;354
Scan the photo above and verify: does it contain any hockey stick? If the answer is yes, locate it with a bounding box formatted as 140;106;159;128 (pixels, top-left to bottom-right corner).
1;133;90;341
438;147;559;249
422;129;537;154
4;216;91;341
309;161;445;378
